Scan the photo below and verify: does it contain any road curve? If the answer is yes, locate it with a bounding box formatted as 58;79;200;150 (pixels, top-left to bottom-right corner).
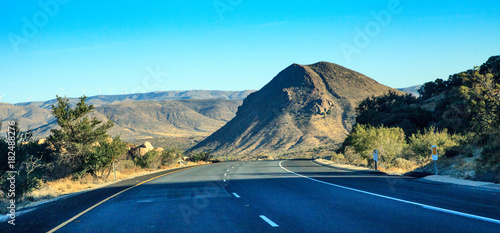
3;160;499;232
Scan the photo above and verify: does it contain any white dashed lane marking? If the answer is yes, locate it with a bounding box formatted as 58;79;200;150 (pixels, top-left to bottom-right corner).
260;215;279;227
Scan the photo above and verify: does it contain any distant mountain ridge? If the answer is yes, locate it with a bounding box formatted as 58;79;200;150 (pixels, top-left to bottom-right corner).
1;90;254;140
189;62;402;156
397;85;421;97
15;90;255;109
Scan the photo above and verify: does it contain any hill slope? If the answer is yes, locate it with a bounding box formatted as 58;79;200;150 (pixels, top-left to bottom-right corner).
189;62;402;156
0;103;53;131
97;99;242;140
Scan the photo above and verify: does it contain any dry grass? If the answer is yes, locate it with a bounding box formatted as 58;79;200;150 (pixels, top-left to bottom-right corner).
383;163;421;175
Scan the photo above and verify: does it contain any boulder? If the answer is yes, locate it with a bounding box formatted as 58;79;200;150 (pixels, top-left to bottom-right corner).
155;147;164;153
132;141;155;156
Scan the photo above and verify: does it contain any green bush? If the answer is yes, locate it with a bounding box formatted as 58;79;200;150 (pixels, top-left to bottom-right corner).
160;148;182;166
342;147;365;166
476;132;500;183
133;147;180;169
344;124;407;165
117;160;136;170
408;127;463;163
82;136;127;179
134;150;161;169
190;151;212;162
393;158;413;170
0;123;50;200
160;150;175;166
330;153;346;163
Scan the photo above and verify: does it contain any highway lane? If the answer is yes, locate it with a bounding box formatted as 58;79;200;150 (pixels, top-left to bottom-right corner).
0;166;197;233
54;162;274;232
227;160;500;232
5;160;499;232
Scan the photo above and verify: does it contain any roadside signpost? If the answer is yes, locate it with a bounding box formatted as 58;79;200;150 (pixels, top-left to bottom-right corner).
431;145;438;175
373;150;378;171
112;157;116;181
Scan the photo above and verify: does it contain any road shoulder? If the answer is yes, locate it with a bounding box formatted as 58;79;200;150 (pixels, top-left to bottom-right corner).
314;159;500;192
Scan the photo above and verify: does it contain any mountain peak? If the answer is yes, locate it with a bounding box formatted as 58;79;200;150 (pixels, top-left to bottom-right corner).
190;62;401;156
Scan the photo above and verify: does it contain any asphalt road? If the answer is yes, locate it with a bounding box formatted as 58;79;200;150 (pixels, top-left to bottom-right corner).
3;160;499;232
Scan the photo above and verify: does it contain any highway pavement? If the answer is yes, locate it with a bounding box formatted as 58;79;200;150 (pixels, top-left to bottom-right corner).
3;160;499;232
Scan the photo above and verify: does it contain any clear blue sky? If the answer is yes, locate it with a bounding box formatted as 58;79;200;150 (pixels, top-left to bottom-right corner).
1;0;499;104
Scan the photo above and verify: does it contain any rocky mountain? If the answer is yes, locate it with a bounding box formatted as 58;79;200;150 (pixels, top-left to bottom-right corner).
1;91;252;141
189;62;402;156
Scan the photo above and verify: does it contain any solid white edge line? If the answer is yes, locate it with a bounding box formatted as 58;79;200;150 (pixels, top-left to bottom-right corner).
260;215;279;227
278;161;500;225
232;193;241;198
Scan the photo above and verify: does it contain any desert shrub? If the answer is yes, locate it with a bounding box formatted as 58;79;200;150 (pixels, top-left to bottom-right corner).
277;155;288;160
134;150;161;169
393;158;413;170
342;147;364;165
160;150;176;166
117;160;136;170
330;153;346;163
81;136;127;179
0;122;51;200
408;127;463;163
190;151;212;162
475;132;500;183
344;124;407;165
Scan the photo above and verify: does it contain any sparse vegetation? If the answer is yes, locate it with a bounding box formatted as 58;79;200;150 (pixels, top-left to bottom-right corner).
134;150;161;169
134;148;178;169
0;122;51;200
337;56;500;182
408;127;464;163
190;151;213;162
81;136;127;179
342;124;407;165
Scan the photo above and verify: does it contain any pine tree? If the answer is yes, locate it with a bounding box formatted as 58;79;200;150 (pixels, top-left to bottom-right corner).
48;96;114;175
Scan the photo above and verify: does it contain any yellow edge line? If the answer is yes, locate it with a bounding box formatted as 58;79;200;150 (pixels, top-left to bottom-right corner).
47;167;194;233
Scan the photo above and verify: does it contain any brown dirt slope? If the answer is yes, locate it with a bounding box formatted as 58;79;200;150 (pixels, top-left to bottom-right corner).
189;62;402;156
